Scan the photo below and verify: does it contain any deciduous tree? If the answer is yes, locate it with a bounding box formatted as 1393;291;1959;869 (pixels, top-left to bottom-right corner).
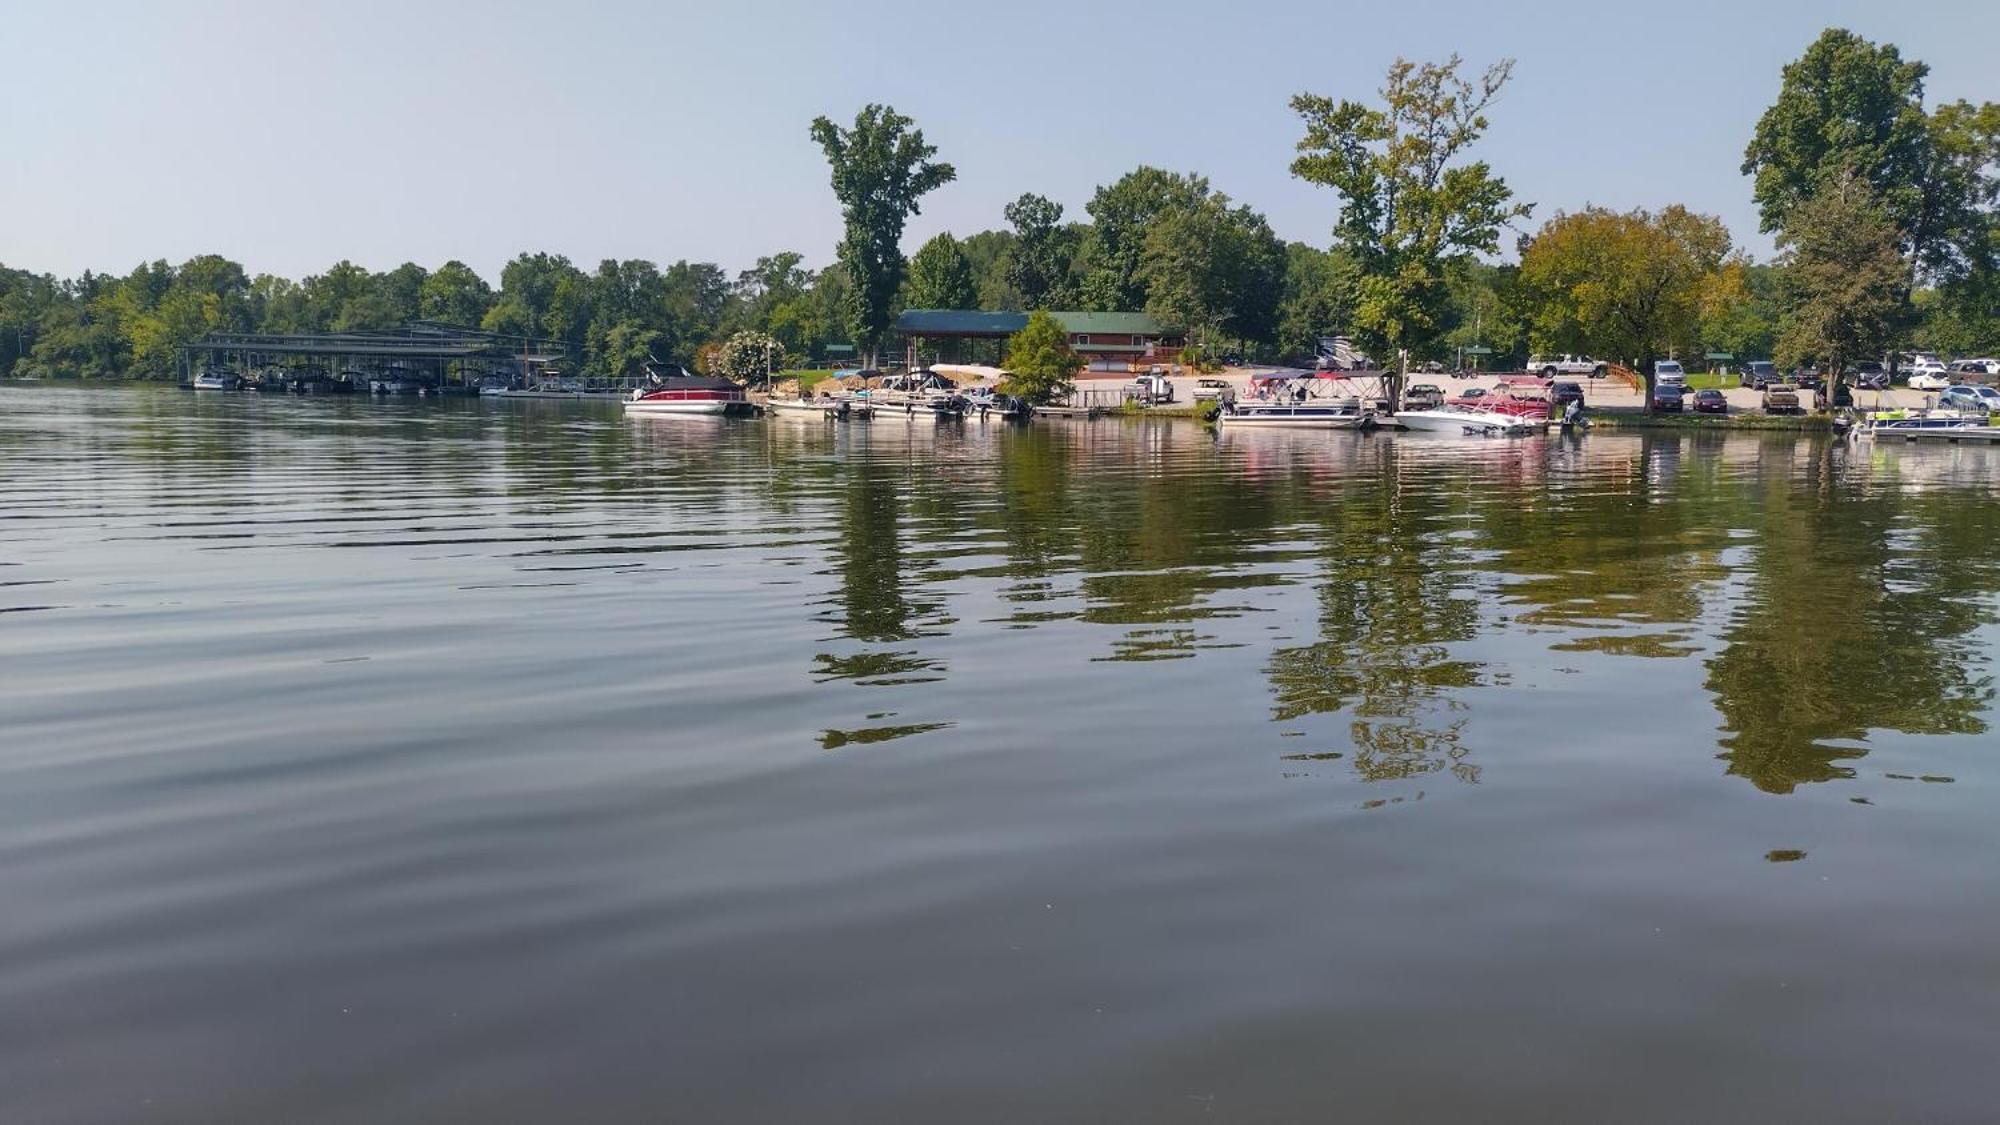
1291;55;1530;380
1773;172;1907;395
904;233;978;310
810;105;956;366
1519;205;1736;406
1002;193;1077;310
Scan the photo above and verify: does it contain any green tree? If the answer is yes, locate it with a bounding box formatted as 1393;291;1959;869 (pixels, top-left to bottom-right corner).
1773;172;1907;393
809;105;956;366
1002;193;1077;310
1742;29;1995;276
419;260;494;327
1276;243;1360;361
904;233;978;309
1001;310;1082;404
1078;168;1211;311
1519;205;1736;406
1291;55;1530;380
1136;194;1286;353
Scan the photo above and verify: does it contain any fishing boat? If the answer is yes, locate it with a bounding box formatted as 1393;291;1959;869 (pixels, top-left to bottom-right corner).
623;374;753;417
1218;396;1379;430
190;369;242;391
1393;406;1545;437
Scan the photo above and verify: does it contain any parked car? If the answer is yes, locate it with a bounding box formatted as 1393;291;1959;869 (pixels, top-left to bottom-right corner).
1793;365;1823;389
1126;370;1175;404
1952;357;2000;376
1691;388;1728;414
1939;385;2000;414
1762;384;1801;414
1403;383;1445;408
1738;360;1780;389
1654;359;1687;387
1651;385;1684;412
1550;380;1584;407
1908;355;1949;383
1192;377;1231;401
1453;386;1492;402
1908;371;1951;391
1530;354;1608;378
1851;361;1889;389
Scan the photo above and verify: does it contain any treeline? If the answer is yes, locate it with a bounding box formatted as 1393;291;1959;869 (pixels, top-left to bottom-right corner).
3;27;1994;386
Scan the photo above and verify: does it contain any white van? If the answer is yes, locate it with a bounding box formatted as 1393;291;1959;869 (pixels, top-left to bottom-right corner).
1654;360;1687;387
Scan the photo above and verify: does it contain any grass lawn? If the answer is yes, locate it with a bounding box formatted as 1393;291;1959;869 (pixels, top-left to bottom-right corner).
1685;371;1737;391
779;368;838;390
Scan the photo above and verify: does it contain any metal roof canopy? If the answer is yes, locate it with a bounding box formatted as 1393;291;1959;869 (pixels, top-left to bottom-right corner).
179;324;567;360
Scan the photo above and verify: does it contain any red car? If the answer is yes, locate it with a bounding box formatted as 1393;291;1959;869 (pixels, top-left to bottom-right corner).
1691;388;1728;414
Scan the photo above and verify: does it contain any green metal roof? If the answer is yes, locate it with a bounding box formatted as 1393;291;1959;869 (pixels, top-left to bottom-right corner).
1048;310;1171;336
894;309;1176;337
896;310;1029;336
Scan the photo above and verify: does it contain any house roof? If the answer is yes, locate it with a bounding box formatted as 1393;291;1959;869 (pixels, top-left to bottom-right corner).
895;309;1029;336
894;309;1177;338
1047;311;1171;336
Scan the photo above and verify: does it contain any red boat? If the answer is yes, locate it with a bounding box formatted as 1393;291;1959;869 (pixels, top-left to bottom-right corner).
623;374;752;417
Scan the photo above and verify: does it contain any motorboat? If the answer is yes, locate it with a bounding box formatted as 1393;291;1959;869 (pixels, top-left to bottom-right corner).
369;377;422;395
1218;396;1379;430
1393;406;1546;437
623;374;753;417
190;370;242;391
768;395;853;420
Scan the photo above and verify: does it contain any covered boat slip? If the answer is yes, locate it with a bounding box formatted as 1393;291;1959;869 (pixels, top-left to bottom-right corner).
178;323;571;392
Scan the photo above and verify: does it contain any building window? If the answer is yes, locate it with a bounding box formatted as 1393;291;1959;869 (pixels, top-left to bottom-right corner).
1073;334;1088;346
1132;335;1144;346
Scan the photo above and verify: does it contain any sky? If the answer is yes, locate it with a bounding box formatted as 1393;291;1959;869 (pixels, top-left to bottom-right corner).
3;0;1995;284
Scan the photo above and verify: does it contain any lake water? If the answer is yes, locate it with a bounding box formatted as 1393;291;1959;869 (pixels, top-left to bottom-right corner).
4;385;1999;1122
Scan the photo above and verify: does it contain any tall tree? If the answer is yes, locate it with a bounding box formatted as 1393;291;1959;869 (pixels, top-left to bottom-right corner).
1518;205;1737;406
1078;168;1211;311
1773;172;1907;395
1002;193;1076;310
904;233;978;310
1291;55;1530;383
809;105;956;366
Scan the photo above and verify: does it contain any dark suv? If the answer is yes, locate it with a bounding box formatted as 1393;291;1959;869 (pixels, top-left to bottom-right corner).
1550;380;1584;407
1739;360;1779;389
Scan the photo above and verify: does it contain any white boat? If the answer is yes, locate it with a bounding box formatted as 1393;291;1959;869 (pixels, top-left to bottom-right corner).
768;396;852;419
190;371;241;391
1218;398;1379;430
623;375;752;417
1393;407;1545;437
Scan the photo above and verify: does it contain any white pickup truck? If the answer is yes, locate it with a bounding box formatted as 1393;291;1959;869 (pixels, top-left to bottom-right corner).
1529;354;1608;378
